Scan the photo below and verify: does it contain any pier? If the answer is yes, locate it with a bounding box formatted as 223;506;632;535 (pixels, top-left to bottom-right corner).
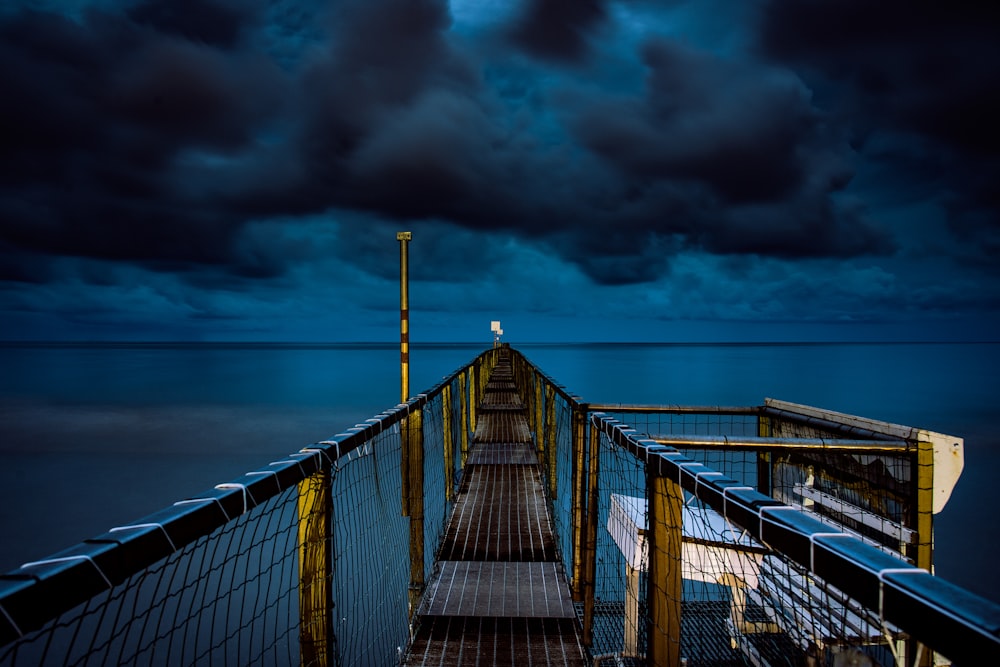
2;345;999;666
404;353;586;664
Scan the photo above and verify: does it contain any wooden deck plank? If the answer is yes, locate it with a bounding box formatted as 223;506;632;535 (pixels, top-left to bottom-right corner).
423;562;576;618
466;442;537;465
473;410;532;443
439;464;556;561
407;617;587;666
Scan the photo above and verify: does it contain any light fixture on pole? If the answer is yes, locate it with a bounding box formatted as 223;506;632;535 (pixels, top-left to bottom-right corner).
491;320;503;348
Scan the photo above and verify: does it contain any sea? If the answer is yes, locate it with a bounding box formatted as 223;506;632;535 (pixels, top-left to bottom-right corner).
1;341;997;605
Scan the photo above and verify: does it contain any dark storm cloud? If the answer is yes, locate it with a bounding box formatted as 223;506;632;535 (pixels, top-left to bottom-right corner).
287;0;483;216
567;38;892;259
3;0;989;303
758;0;1000;257
759;1;1000;154
0;7;287;279
127;0;261;49
506;0;608;63
281;6;895;281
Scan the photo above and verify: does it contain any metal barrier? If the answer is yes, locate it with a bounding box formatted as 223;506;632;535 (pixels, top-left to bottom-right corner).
508;347;1000;666
0;349;502;666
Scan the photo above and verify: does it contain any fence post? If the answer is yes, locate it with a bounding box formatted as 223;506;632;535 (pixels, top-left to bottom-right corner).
757;411;772;496
570;402;589;600
534;373;543;467
443;384;454;502
581;418;601;646
545;385;557;498
298;468;334;665
647;469;683;665
407;408;425;619
470;365;479;434
910;438;936;666
459;372;469;467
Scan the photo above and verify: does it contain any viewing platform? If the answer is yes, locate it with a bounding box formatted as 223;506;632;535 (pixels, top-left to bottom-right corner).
404;354;586;664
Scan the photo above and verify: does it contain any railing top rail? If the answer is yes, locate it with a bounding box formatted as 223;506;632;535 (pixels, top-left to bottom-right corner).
649;434;913;452
590;412;1000;665
589;403;760;415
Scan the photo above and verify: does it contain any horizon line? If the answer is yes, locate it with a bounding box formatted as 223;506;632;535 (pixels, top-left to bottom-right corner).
1;339;997;346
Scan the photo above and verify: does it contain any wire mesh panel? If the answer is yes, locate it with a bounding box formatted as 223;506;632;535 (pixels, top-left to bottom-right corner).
1;488;302;666
324;426;412;666
549;394;574;572
611;410;761;440
587;430;648;661
763;415;918;561
421;389;460;582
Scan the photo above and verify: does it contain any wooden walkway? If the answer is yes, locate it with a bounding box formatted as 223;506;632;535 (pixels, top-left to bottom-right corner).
404;353;587;665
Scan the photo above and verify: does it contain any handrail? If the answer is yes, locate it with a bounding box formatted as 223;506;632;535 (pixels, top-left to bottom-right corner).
649;434;914;452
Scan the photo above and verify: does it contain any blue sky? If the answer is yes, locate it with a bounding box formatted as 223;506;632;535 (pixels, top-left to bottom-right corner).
1;0;998;342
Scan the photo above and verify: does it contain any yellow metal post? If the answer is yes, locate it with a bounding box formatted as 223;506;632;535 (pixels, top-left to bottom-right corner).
545;385;557;498
459;371;469;467
570;403;588;600
581;420;601;645
443;384;454;502
911;438;936;666
401;420;411;517
396;232;424;617
534;373;543;467
470;364;478;433
914;439;935;572
407;408;425;619
298;469;333;665
757;414;772;496
647;471;683;665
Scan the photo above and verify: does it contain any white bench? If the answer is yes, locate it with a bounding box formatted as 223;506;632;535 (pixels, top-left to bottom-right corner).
607;494;773;656
606;494;898;664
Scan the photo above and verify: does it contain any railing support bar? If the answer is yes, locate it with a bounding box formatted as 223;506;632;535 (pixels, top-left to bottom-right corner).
545;385;557;498
298;468;334;665
459;372;469;467
581;417;601;645
647;469;683;665
443;384;454;502
570;402;589;600
407;408;425;619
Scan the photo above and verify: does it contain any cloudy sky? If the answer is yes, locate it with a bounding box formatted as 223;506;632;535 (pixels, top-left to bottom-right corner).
1;0;998;342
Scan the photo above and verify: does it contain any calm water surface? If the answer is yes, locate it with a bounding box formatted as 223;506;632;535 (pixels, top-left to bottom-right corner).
1;342;997;603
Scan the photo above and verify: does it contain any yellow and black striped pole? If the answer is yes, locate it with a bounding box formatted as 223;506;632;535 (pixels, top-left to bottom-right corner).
397;232;425;618
397;231;412;403
399;232;411;516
